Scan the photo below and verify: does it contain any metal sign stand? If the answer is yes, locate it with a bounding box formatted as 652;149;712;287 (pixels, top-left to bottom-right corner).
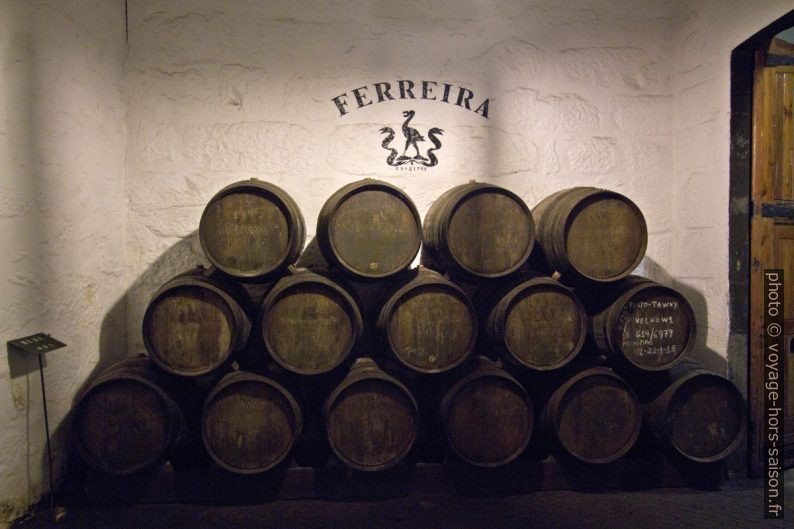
7;333;67;524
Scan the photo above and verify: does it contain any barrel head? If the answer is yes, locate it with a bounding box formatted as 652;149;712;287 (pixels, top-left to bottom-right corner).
444;375;533;467
326;378;417;471
203;377;301;473
386;285;476;373
613;286;695;370
503;285;585;370
565;194;647;282
144;285;236;376
327;189;421;278
446;191;534;277
74;379;173;475
553;371;640;464
264;282;357;375
666;375;745;462
201;189;291;277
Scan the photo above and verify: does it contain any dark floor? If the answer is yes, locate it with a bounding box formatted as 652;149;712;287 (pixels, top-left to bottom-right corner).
12;478;792;529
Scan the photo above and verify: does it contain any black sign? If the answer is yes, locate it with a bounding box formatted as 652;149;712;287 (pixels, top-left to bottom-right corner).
7;333;67;356
380;110;443;168
332;80;490;118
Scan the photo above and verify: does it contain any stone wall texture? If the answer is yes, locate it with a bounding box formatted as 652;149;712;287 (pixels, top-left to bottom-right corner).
0;0;127;523
0;0;792;523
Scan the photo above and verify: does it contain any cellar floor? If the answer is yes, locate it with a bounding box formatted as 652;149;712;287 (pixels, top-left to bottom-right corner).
11;476;792;529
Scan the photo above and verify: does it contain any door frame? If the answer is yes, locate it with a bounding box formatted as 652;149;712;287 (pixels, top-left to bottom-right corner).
729;10;794;478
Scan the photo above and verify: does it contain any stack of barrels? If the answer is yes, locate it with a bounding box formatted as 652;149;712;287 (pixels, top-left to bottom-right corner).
72;178;745;483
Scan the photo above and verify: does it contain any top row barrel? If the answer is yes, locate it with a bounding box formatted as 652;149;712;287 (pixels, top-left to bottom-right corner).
198;179;647;284
317;179;422;279
200;179;306;280
532;187;648;285
422;182;535;280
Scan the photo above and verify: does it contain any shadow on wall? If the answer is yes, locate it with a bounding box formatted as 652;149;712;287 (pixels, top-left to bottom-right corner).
41;231;207;505
640;257;722;373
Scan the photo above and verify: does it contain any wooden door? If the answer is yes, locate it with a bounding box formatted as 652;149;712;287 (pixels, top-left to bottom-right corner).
749;64;794;476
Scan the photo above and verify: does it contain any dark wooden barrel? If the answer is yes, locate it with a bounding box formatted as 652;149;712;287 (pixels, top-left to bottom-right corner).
376;267;477;374
532;187;647;285
645;360;745;463
440;357;533;467
199;179;305;280
72;356;187;475
323;358;418;471
201;371;303;474
422;182;535;280
483;275;586;371
586;276;696;372
317;179;421;279
260;267;363;375
142;267;251;376
543;367;641;464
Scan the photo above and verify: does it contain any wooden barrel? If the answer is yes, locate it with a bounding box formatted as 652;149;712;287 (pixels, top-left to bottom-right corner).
422;182;535;280
201;371;303;474
317;179;421;279
483;275;586;371
543;367;641;464
323;358;418;471
142;267;251;376
532;187;647;284
72;356;187;475
199;179;305;280
586;276;696;372
260;267;363;375
645;360;745;463
440;357;533;467
376;267;477;374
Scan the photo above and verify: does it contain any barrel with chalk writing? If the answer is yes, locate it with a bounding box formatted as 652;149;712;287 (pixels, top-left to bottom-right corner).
584;276;696;372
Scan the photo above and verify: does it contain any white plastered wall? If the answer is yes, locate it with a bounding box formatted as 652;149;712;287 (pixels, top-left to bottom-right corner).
0;0;127;524
124;0;682;352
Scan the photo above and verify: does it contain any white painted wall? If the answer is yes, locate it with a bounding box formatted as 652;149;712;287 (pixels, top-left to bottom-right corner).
123;0;682;352
0;0;126;524
1;0;792;522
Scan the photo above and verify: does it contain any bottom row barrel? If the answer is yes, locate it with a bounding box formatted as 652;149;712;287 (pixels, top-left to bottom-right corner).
645;361;746;463
440;357;533;467
72;355;746;476
323;358;418;471
543;368;641;465
202;371;303;474
72;357;188;475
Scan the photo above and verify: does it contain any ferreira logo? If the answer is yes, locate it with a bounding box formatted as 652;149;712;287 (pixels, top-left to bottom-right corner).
379;111;443;168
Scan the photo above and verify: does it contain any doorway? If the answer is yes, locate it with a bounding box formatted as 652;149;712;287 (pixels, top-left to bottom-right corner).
731;10;794;477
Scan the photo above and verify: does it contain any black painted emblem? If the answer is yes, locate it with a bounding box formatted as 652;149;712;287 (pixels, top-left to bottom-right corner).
379;111;443;167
